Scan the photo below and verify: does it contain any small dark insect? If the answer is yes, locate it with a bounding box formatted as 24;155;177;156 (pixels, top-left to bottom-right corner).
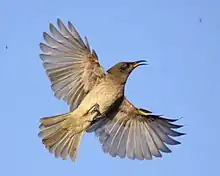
5;45;8;50
199;17;202;23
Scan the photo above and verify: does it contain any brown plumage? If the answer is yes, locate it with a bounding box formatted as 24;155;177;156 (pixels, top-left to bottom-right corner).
38;18;184;162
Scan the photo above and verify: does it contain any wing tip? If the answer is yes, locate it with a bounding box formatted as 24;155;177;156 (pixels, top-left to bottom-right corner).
49;23;56;33
57;18;62;24
39;43;47;53
43;32;50;41
39;53;44;60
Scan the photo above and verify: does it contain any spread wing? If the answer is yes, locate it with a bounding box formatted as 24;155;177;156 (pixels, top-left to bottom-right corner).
92;98;184;160
40;19;105;110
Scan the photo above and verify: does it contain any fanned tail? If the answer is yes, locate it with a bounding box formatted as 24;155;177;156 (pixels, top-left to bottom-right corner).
38;112;84;162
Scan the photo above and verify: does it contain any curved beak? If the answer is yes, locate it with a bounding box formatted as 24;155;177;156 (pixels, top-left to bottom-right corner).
132;60;148;69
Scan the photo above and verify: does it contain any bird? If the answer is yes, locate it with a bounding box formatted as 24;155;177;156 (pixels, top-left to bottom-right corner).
38;18;185;162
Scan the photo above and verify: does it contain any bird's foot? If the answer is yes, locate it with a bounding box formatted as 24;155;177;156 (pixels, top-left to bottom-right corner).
87;103;107;123
86;104;102;123
93;112;107;122
88;103;101;116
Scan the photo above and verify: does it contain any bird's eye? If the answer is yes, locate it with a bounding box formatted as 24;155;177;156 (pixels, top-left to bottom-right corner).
121;63;128;70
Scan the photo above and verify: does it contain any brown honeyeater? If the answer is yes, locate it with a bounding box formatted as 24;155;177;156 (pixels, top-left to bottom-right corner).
38;19;185;162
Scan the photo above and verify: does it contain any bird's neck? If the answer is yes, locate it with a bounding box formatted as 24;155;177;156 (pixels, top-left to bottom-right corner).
106;72;127;86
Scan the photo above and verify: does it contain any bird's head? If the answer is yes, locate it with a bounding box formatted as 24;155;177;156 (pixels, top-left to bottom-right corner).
107;60;147;84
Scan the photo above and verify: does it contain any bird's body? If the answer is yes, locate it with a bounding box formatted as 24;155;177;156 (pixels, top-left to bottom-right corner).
76;76;124;117
57;75;125;137
38;18;184;162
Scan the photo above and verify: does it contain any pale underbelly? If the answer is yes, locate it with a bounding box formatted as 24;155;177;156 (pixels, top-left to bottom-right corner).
76;83;122;116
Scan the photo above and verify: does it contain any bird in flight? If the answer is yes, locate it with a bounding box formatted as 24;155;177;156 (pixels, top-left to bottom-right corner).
38;19;184;162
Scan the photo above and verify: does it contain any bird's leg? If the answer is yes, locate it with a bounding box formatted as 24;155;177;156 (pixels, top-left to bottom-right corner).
88;103;101;116
93;112;107;122
87;103;107;123
86;103;102;123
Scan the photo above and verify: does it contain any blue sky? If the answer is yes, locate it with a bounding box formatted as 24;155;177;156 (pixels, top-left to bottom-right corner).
1;0;220;175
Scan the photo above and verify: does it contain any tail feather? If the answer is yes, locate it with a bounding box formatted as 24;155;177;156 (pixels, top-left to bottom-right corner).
54;132;72;158
59;133;83;160
50;130;72;157
38;123;62;139
44;128;67;149
38;112;84;162
40;113;69;126
69;133;83;161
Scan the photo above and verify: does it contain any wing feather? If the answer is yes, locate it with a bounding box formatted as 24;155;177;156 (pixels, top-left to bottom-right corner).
94;98;184;160
40;19;105;110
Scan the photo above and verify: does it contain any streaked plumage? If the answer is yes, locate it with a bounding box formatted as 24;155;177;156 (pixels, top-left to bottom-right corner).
39;18;184;162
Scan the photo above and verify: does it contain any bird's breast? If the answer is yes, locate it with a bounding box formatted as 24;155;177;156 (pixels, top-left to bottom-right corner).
77;81;123;116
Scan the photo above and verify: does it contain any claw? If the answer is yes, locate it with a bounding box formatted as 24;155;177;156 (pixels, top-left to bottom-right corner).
87;103;107;123
88;103;101;115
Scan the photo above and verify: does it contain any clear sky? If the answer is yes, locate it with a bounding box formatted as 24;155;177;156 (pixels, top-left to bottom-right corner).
1;0;220;175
